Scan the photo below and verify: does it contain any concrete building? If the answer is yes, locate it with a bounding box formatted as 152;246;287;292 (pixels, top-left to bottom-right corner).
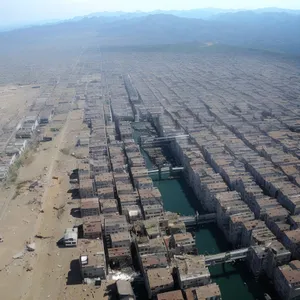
122;205;143;223
98;186;115;199
241;220;276;247
63;228;78;247
110;231;132;248
143;204;164;219
289;215;300;230
104;215;129;236
80;197;100;217
79;178;95;198
134;177;153;189
100;199;119;214
94;172;113;188
184;283;222;300
119;194;139;207
274;260;300;300
141;254;169;273
168;233;196;255
282;229;300;259
157;290;184;300
145;268;174;298
174;255;211;289
107;247;132;269
137;237;167;257
138;188;163;206
264;241;291;279
82;216;102;239
116;280;135;300
79;239;106;279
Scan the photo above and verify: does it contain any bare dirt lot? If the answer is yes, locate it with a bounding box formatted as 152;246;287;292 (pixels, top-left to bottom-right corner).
0;108;108;300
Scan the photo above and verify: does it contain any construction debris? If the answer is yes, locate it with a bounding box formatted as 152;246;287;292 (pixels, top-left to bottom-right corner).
26;242;36;252
35;234;53;239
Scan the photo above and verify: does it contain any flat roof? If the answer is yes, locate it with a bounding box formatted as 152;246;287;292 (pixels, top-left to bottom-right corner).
157;290;184;300
147;268;173;289
108;247;131;258
142;254;168;268
83;221;101;234
111;231;131;242
81;198;99;209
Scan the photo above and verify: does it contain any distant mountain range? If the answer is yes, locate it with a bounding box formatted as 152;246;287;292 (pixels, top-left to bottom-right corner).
1;7;300;31
1;9;300;56
85;7;300;20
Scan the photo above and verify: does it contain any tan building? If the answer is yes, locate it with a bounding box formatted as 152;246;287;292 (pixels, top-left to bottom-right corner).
274;260;300;300
138;188;163;206
110;231;132;248
119;193;139;207
79;178;95;198
108;247;132;269
157;290;184;300
82;215;102;239
145;268;174;298
134;177;153;189
168;233;196;255
143;204;164;219
184;283;222;300
94;172;113;188
100;198;119;214
282;229;300;260
141;254;169;273
79;239;106;279
97;186;115;199
174;255;211;289
104;215;129;236
116;280;135;300
80;197;100;217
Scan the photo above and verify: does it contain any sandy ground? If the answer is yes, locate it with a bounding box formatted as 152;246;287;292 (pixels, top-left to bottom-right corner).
0;84;41;130
0;109;109;300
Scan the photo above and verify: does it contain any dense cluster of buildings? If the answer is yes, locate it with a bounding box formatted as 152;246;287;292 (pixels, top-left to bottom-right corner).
116;56;300;299
71;73;223;300
65;50;300;300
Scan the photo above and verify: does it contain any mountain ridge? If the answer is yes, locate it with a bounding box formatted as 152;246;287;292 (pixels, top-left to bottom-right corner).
1;11;300;56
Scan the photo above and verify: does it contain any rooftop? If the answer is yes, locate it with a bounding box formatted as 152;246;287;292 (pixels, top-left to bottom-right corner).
110;231;131;242
141;254;168;269
147;268;173;289
185;283;221;300
81;198;99;210
157;290;184;300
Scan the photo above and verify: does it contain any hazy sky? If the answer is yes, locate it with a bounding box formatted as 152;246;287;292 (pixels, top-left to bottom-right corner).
1;0;300;26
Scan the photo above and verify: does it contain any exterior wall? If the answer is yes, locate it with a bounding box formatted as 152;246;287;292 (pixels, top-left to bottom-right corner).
79;188;94;198
111;239;131;248
81;207;100;217
274;268;290;300
179;274;211;289
81;265;106;279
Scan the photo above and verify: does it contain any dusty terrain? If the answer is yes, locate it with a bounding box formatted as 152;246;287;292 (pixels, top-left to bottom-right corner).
0;108;110;300
0;85;40;127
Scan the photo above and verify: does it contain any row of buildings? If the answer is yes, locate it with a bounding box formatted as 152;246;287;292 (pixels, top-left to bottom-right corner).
121;65;300;299
0;82;55;181
73;76;223;299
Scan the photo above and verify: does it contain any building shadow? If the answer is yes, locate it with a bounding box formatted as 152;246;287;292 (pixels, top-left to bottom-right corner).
67;259;82;285
69;169;78;180
77;224;83;238
56;237;65;248
67;188;80;200
70;207;81;218
104;282;117;300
